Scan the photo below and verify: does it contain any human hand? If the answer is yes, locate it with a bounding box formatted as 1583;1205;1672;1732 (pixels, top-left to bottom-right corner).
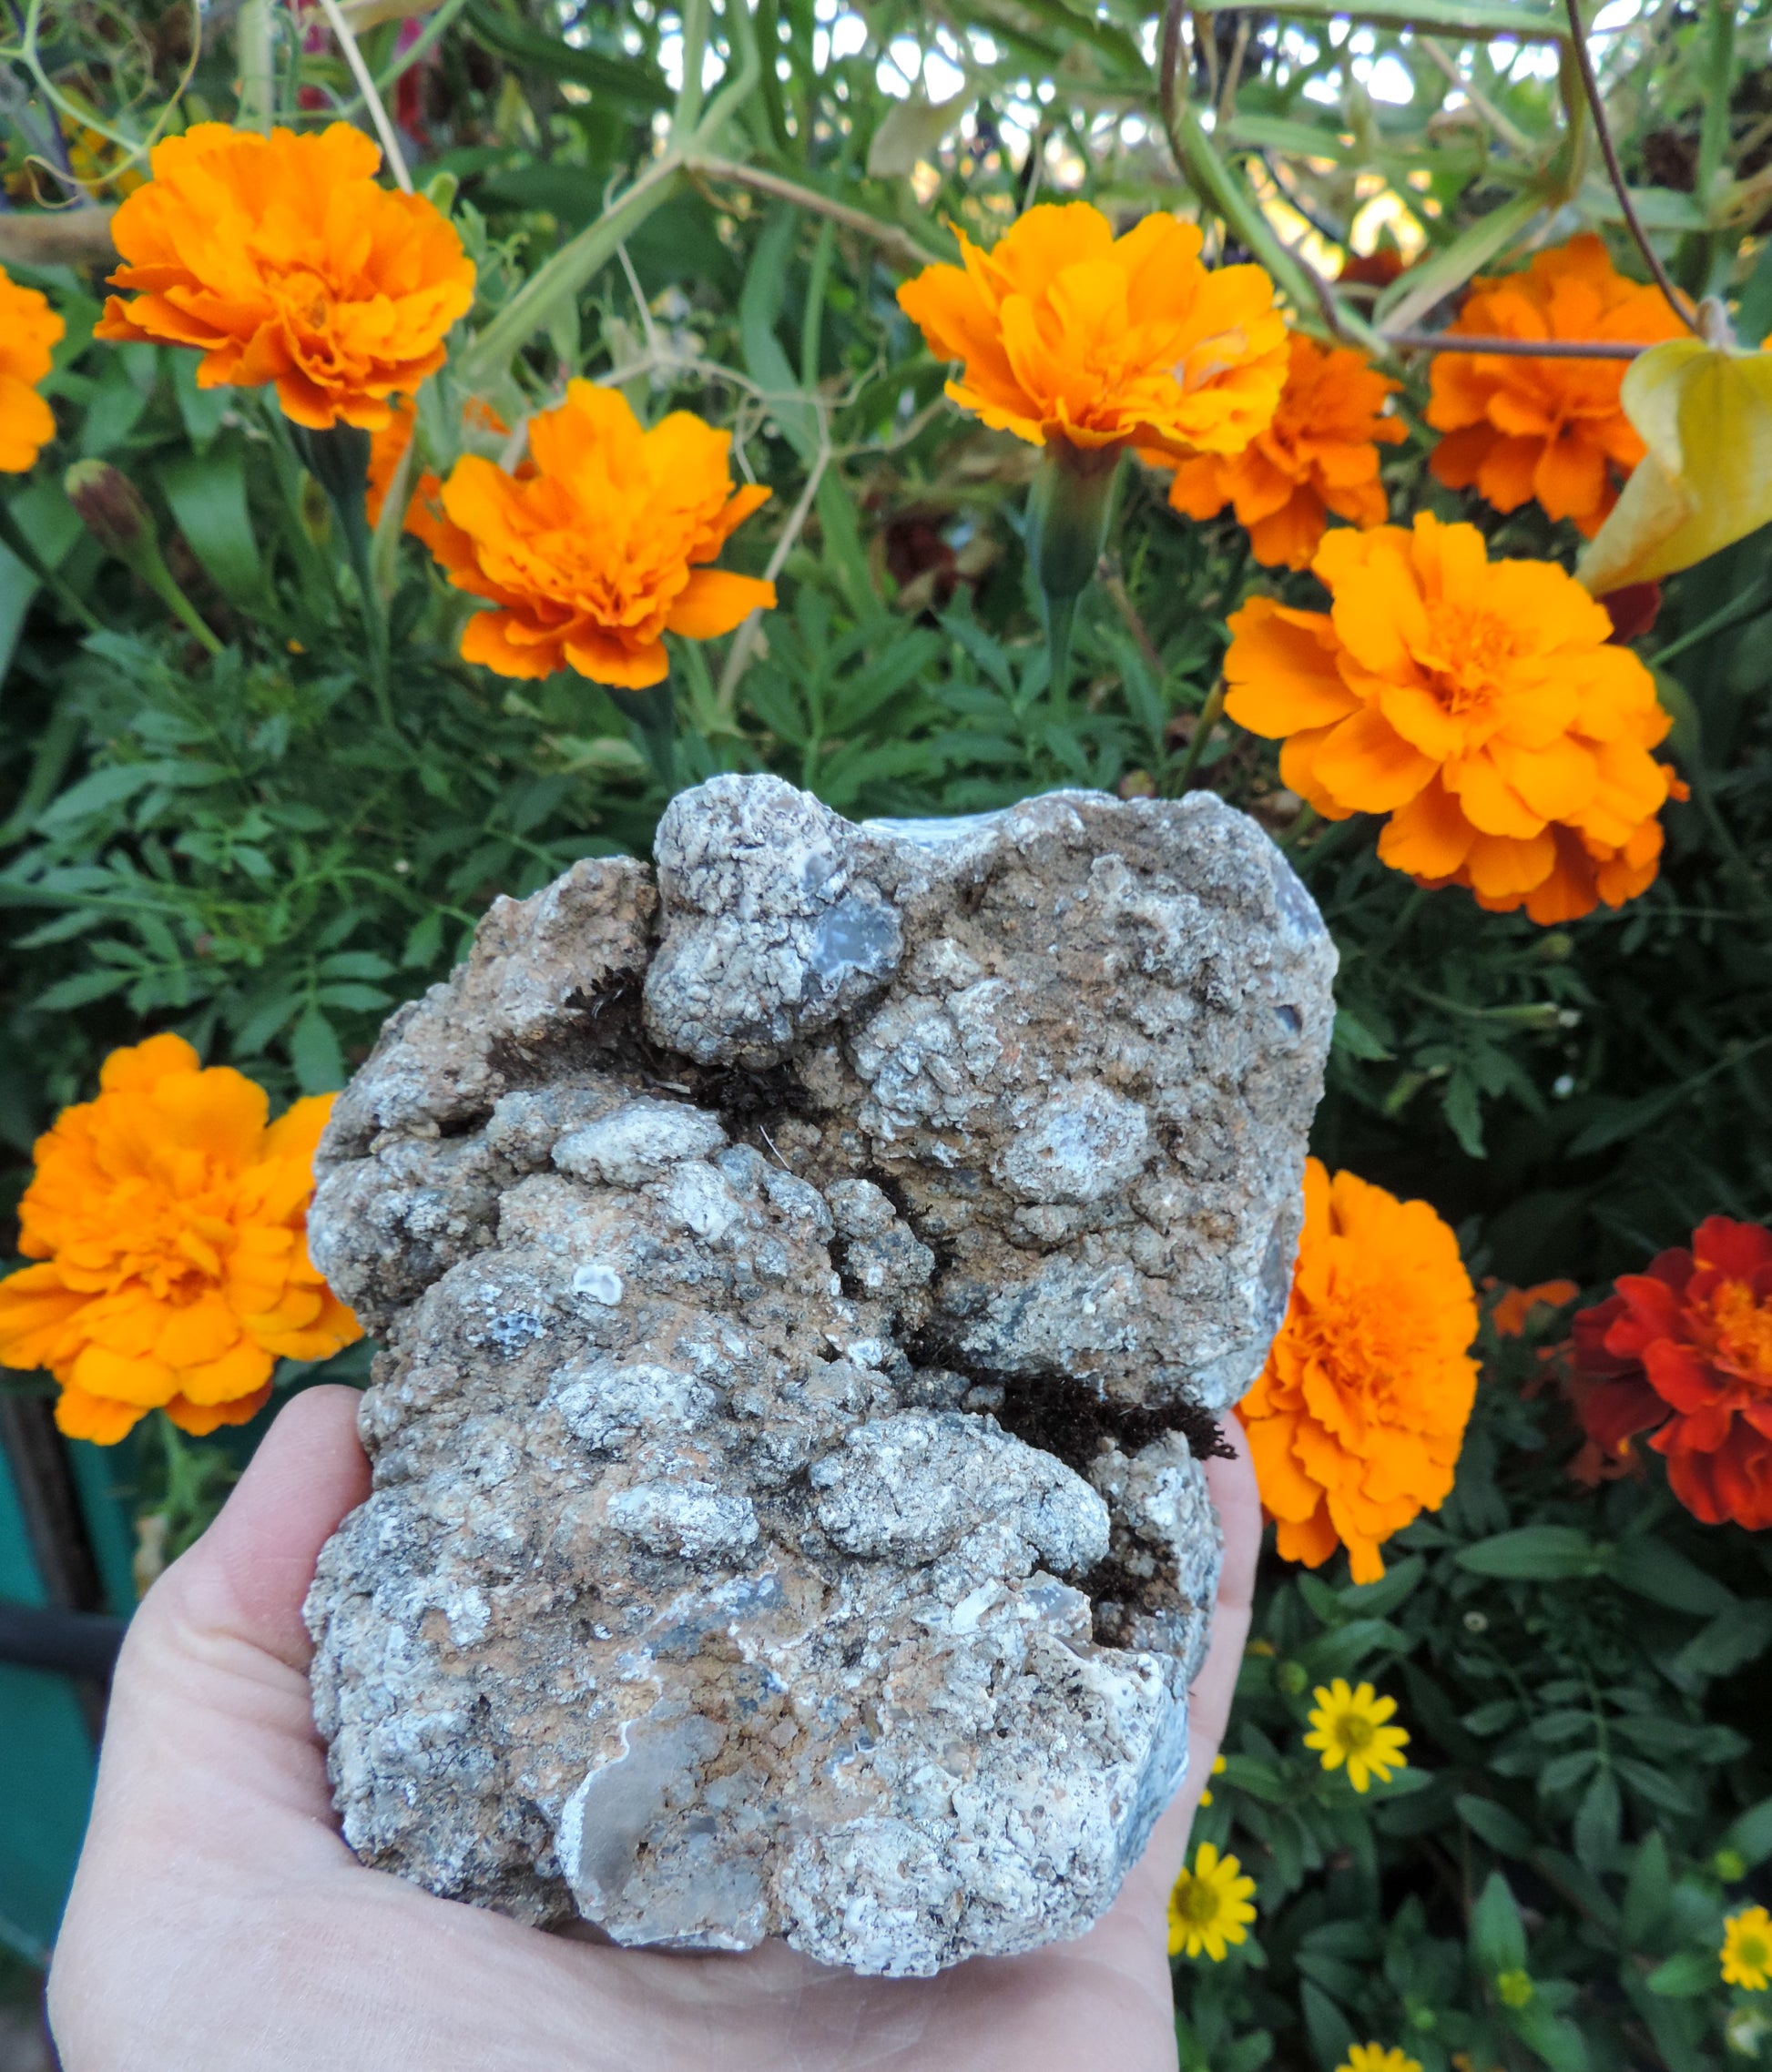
48;1385;1259;2072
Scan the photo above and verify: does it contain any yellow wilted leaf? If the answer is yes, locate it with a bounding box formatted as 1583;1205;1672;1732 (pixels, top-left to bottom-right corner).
1577;337;1772;595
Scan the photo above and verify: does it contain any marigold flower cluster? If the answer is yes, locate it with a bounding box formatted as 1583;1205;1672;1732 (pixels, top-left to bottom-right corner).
1570;1216;1772;1531
1155;333;1405;569
0;1034;360;1443
1427;235;1687;537
1167;1842;1257;1961
1304;1679;1410;1793
0;263;65;474
896;200;1288;461
409;380;775;689
1224;511;1682;924
1237;1158;1479;1583
96;122;474;431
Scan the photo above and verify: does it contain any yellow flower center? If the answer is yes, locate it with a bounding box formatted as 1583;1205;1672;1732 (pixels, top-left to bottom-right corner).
1177;1878;1223;1925
1738;1935;1769;1972
1418;600;1521;717
1335;1712;1378;1754
1706;1279;1772;1387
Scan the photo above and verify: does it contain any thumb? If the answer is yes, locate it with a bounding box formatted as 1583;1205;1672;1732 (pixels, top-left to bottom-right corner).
152;1382;372;1673
74;1386;371;1864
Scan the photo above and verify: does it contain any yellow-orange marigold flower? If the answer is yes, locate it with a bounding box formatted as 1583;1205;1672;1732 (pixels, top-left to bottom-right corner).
411;380;775;689
1426;234;1687;538
1223;511;1678;924
1237;1159;1479;1584
0;1034;360;1444
1156;333;1405;568
0;264;65;473
896;201;1287;461
95;122;474;432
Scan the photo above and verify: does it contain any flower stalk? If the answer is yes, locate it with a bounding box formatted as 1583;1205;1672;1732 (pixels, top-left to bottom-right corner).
290;425;393;722
64;461;222;655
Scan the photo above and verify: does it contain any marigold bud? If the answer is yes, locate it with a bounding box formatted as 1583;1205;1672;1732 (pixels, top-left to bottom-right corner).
1496;1970;1534;2009
65;459;154;560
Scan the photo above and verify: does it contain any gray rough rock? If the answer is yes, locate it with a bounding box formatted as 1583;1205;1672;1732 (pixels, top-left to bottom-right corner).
304;777;1336;1976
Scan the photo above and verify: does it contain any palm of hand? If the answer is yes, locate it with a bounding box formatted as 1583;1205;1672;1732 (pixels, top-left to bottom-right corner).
49;1388;1258;2072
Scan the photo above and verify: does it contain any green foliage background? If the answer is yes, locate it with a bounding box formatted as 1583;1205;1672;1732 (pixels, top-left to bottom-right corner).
3;0;1772;2064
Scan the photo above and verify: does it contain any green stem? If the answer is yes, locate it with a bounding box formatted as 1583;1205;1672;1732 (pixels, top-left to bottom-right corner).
290;424;392;725
0;500;102;633
235;0;275;132
674;0;710;137
607;679;678;791
146;559;226;656
1696;0;1736;201
800;216;836;390
1172;681;1226;793
461;158;689;389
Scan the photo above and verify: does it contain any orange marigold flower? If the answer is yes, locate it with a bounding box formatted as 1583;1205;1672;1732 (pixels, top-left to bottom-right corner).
411;379;775;689
896;200;1287;462
1237;1158;1479;1584
1155;333;1406;568
1223;511;1678;924
95;122;474;432
1426;234;1687;538
1492;1278;1579;1336
1569;1216;1772;1530
0;264;65;473
0;1034;361;1444
365;393;509;527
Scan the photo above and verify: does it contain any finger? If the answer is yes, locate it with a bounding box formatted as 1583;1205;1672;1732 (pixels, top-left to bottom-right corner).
1115;1420;1262;1915
145;1383;371;1673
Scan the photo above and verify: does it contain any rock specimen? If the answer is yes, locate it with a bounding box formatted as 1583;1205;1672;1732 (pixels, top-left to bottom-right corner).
304;777;1335;1976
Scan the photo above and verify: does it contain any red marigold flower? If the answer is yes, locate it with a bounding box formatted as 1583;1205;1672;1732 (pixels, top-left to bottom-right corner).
1569;1216;1772;1529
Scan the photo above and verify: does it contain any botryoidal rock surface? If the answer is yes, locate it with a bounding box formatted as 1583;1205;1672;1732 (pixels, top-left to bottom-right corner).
304;777;1335;1976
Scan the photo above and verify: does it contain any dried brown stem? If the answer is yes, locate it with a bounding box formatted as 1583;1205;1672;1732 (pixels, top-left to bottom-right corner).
1562;0;1699;336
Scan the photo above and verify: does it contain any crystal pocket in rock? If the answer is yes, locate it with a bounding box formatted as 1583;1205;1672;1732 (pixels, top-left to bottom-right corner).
302;776;1335;1976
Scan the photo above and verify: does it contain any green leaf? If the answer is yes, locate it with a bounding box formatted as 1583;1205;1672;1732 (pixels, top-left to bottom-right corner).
1721;1794;1772;1870
1602;1539;1735;1616
1456;1527;1598;1580
1472;1870;1528;1975
1573;1769;1621;1873
461;0;670;108
1674;1598;1772;1679
158;442;274;615
740;207;820;463
1188;0;1563;34
32;968;133;1011
1623;1831;1674;1947
291;1004;346;1092
1299;1981;1358;2072
170;353;234;450
1375;188;1548;336
1332;1007;1393;1061
1645;1949;1717;1998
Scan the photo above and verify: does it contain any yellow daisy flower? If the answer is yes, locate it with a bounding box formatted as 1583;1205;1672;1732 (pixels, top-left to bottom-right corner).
1303;1679;1410;1793
1338;2047;1423;2072
1167;1842;1257;1961
1723;1905;1772;1992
